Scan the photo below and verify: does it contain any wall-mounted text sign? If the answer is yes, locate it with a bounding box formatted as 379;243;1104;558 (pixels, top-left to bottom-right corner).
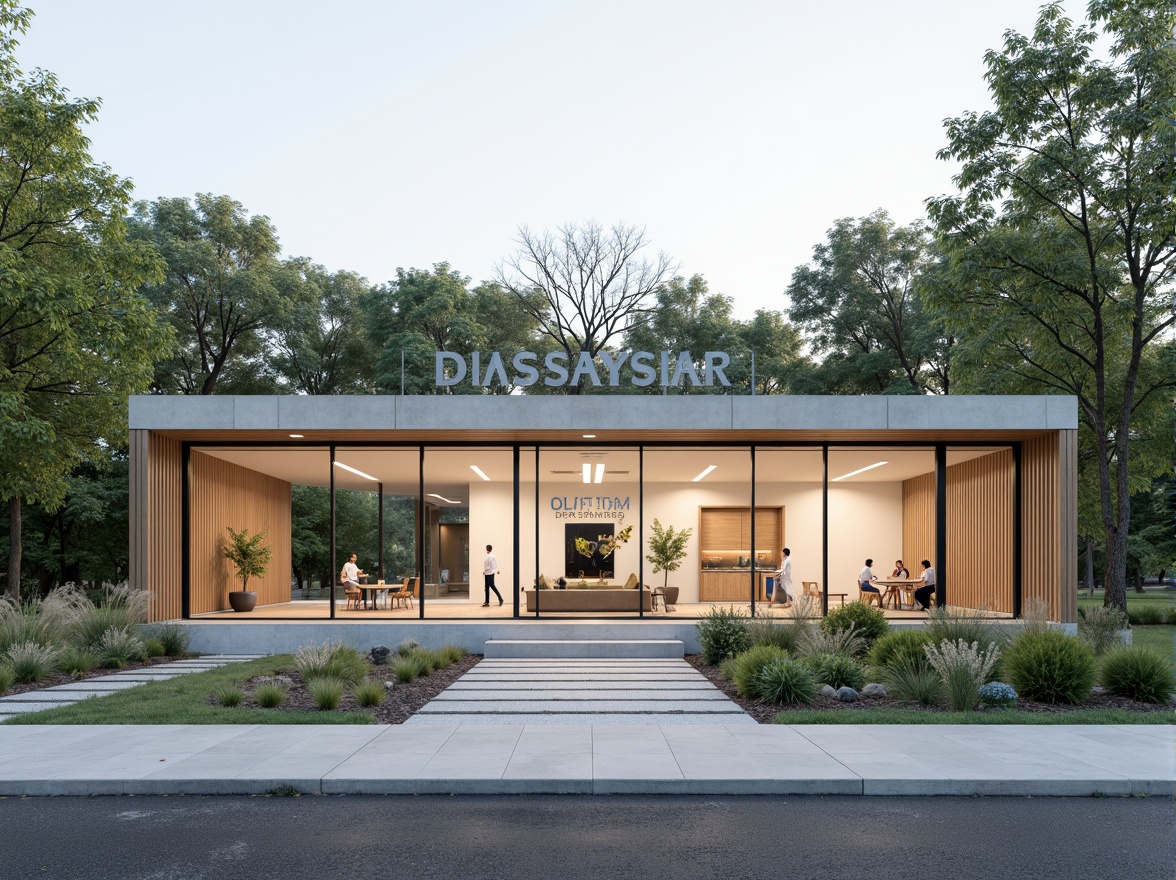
436;350;732;388
550;494;631;521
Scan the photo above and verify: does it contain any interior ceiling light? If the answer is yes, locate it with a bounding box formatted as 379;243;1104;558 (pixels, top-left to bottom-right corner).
582;463;592;483
288;434;304;439
470;465;490;481
333;461;378;482
427;493;460;504
594;463;605;483
692;465;718;482
582;434;596;439
832;461;888;482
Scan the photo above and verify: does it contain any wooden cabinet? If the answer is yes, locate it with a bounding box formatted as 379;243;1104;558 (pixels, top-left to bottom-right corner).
698;506;783;602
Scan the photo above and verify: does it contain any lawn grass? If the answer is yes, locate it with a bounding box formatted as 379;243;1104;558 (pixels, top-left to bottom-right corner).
3;655;373;725
1130;625;1176;655
1077;590;1174;610
772;707;1173;725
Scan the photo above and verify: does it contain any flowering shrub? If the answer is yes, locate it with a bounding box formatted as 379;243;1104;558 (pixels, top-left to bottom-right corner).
924;639;1001;711
978;681;1018;709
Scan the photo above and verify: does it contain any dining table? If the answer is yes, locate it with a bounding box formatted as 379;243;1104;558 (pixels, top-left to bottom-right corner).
871;577;923;610
356;582;403;610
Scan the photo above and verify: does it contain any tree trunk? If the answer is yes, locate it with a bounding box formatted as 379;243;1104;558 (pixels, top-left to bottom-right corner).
1102;522;1129;611
6;495;20;600
1084;536;1095;597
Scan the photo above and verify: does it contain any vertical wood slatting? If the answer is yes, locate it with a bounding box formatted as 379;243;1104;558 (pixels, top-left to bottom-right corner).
946;449;1014;613
130;431;183;622
1021;432;1075;623
902;472;935;575
189;450;292;614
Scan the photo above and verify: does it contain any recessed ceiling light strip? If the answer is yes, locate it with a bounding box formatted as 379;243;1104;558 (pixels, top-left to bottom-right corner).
470;465;490;481
333;461;378;481
831;461;888;482
692;465;718;482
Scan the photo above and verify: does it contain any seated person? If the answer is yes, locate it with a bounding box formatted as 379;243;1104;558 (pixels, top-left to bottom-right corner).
914;560;936;610
891;559;909;578
859;558;879;595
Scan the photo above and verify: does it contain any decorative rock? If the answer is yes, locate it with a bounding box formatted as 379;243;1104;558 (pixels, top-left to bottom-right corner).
861;683;887;698
820;685;837;698
370;646;392;665
1091;685;1106;695
837;686;859;702
384;680;395;690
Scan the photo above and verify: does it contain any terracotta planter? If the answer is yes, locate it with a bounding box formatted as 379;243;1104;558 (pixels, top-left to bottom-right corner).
228;590;258;613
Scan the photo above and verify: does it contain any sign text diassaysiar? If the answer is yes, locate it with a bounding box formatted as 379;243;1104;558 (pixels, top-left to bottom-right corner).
435;350;732;388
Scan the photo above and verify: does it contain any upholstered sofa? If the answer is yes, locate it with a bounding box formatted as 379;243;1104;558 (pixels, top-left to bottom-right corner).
524;587;653;612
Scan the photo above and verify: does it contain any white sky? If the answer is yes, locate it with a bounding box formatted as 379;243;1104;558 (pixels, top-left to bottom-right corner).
18;0;1086;319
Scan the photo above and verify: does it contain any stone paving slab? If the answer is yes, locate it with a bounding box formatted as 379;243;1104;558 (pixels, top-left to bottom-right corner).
432;689;730;701
0;700;81;713
447;681;716;691
417;699;748;713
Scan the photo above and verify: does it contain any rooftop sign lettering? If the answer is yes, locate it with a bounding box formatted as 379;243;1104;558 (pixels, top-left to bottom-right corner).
435;351;732;388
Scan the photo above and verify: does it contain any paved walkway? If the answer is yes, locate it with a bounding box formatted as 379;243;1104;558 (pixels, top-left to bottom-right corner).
0;655;264;723
409;658;753;724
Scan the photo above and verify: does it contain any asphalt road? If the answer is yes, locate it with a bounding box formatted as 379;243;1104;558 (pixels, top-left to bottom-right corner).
1;794;1170;880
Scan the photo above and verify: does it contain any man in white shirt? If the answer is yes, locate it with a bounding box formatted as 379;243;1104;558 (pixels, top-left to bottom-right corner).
342;553;363;587
915;560;936;611
769;547;794;606
859;558;880;597
482;544;503;607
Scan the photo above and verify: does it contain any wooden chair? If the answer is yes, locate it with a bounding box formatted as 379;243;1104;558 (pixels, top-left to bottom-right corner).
395;577;418;610
343;581;362;610
858;582;883;607
387;577;412;609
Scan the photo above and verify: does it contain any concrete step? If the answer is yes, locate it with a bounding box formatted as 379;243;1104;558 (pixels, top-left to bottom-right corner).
482;639;684;659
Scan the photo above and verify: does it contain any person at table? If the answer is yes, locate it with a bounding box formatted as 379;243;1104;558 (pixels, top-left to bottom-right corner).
914;560;936;611
769;547;794;607
342;553;364;588
891;559;909;578
858;559;880;597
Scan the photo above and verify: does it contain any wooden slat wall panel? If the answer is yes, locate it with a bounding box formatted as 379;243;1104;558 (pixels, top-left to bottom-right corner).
946;449;1014;613
189;450;292;614
1022;432;1075;622
130;431;183;622
902;473;935;576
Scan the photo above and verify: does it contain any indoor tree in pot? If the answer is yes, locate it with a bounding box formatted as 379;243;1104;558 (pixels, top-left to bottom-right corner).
223;527;272;612
645;518;692;608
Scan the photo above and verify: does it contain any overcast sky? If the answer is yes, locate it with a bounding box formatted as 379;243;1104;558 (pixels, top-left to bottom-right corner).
18;0;1087;318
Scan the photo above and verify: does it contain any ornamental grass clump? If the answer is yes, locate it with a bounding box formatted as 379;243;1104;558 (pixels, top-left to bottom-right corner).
820;601;888;654
718;656;738;681
438;644;466;665
1078;605;1130;657
96;626;146;669
925;605;1005;656
214;685;244;707
253;680;289;708
308;676;347;710
978;682;1018;709
353;680;386;707
869;630;934;673
1099;646;1174;704
747;612;803;654
150;623;191;657
732;645;790;698
58;645;99;675
391;655;422;683
884;656;942;706
797;624;865;661
758;658;817;705
397;637;422;656
1127;605;1165;626
1003;629;1096;704
295;642;367;685
697;605;751;665
0;590;79;654
74;584;149;649
802;652;866;690
4;641;59;682
0;663;13;695
923;639;1001;711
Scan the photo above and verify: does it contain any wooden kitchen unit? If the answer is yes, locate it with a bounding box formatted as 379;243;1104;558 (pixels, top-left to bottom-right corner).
698;506;784;602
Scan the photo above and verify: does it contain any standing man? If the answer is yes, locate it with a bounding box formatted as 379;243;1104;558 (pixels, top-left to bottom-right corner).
769;547;794;607
482;544;503;607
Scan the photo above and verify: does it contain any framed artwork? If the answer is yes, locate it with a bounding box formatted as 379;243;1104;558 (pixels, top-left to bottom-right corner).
564;522;615;578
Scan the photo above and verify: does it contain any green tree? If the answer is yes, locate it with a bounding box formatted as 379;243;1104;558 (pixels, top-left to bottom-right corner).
0;5;168;598
130;193;284;395
271;259;375;394
925;1;1175;612
787;211;951;395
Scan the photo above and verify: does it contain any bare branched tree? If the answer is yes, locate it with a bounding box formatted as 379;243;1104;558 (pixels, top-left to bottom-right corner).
497;222;677;391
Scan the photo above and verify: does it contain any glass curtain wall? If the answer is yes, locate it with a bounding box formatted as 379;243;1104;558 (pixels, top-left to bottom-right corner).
752;448;824;611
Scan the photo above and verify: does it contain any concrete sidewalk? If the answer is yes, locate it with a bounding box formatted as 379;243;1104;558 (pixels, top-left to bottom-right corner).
0;722;1169;797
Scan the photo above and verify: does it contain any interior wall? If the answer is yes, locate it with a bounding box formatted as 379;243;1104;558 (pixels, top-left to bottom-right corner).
828;482;905;595
189;450;293;614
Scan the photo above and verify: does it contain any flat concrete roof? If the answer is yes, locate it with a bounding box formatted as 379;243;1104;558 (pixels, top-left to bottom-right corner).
129;394;1078;435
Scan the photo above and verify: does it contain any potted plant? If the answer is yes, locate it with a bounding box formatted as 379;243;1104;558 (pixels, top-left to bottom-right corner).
645;518;692;607
222;527;272;612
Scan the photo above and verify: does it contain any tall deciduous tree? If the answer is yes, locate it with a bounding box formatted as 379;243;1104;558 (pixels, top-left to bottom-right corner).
497;222;676;392
131;194;283;395
0;4;168;597
925;0;1175;612
787;210;951;395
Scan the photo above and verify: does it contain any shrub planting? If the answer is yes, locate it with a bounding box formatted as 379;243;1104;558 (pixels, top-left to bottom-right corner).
1003;629;1096;704
1077;605;1129;657
978;682;1018;709
0;663;14;694
869;630;934;673
295;642;367;684
391;656;421;683
4;641;59;682
152;623;191;657
719;656;738;681
757;658;817;705
802;652;865;690
143;638;166;658
924;639;1002;711
253;680;289;708
1099;647;1174;704
1127;605;1165;626
925;606;1005;654
353;680;386;707
697;605;751;665
798;624;865;660
397;637;421;656
58;645;99;675
97;626;146;669
820;601;888;654
438;645;467;665
214;686;244;707
732;645;790;698
884;657;942;706
74;584;149;649
308;677;347;710
747;613;804;654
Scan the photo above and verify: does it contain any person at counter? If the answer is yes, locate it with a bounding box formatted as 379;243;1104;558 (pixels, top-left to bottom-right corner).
769;547;794;607
891;559;909;578
915;560;936;611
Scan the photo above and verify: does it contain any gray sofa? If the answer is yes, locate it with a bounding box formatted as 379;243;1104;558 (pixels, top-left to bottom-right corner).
524;588;653;612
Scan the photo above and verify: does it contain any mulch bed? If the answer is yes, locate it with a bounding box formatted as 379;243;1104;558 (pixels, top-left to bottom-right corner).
235;653;481;724
6;656;182;697
684;655;1174;722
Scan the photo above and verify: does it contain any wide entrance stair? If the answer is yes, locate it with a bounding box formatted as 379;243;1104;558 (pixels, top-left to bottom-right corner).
407;639;753;725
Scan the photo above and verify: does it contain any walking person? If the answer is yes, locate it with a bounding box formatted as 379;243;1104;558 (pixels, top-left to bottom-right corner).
482;544;503;607
769;547;794;607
